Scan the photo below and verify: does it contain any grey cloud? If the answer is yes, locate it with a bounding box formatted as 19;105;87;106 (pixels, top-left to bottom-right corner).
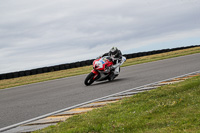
0;0;200;73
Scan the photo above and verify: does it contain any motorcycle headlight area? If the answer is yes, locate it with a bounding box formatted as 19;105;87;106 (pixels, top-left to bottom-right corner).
95;61;103;69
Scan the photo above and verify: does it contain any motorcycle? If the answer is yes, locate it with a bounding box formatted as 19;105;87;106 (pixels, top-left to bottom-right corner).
84;56;126;86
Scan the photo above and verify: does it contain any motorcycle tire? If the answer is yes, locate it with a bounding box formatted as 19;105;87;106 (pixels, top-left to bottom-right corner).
84;72;95;86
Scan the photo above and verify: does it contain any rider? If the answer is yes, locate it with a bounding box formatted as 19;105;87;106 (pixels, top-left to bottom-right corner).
98;47;123;80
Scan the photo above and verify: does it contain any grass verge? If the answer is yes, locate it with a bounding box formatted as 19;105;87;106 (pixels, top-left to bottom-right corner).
0;46;200;90
34;75;200;133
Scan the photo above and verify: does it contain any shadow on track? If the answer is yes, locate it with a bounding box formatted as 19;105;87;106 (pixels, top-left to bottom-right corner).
85;78;129;87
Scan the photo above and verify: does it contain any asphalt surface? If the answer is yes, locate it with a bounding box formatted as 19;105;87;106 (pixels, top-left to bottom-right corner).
0;53;200;128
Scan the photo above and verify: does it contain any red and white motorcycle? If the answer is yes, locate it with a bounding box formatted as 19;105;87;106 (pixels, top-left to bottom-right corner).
84;56;126;86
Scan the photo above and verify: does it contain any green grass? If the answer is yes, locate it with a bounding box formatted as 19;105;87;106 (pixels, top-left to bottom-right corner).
0;46;200;90
34;75;200;133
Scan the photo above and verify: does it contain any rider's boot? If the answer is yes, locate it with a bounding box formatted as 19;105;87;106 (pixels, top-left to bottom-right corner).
108;67;115;81
110;72;115;81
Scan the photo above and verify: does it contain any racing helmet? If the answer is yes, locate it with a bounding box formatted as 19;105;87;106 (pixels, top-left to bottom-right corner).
110;47;118;57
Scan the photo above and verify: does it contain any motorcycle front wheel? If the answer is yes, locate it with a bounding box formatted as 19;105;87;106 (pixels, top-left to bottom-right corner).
84;72;95;86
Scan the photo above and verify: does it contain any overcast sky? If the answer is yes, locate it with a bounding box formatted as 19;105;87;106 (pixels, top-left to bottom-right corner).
0;0;200;74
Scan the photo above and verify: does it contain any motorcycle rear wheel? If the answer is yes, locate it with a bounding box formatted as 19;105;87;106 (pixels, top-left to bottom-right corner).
84;72;95;86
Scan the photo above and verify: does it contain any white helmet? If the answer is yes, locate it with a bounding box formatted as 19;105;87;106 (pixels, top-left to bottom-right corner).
110;47;118;57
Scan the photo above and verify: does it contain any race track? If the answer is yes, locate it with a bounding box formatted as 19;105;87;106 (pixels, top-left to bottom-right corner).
0;53;200;128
